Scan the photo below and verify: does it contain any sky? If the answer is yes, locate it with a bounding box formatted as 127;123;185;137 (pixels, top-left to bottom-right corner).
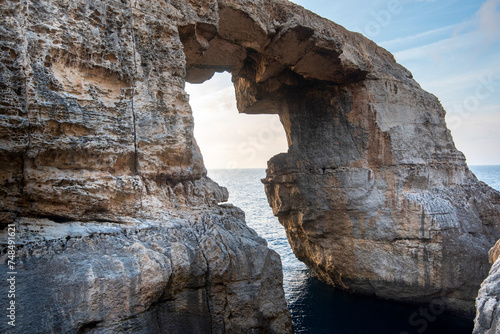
186;0;500;169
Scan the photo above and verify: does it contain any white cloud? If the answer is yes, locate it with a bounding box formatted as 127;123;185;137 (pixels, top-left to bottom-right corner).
379;24;459;50
447;109;500;165
477;0;500;39
394;0;500;63
393;35;456;62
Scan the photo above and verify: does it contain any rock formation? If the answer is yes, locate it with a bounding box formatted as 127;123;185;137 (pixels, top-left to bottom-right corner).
1;0;499;331
474;241;500;333
181;0;500;315
1;212;291;333
0;0;292;332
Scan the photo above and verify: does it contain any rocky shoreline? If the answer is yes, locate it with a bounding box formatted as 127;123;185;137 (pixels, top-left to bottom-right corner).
0;209;291;333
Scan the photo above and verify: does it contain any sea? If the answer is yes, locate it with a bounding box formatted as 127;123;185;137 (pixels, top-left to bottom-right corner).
208;165;500;334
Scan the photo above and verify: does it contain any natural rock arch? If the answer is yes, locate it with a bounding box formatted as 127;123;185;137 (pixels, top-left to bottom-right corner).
180;0;500;314
1;0;500;332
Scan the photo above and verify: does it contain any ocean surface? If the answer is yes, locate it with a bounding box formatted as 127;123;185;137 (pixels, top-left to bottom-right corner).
208;166;500;334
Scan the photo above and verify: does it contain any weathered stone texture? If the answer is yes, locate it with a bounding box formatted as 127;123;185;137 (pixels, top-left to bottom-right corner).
0;0;218;224
0;208;290;334
474;242;500;334
489;239;500;264
0;0;292;332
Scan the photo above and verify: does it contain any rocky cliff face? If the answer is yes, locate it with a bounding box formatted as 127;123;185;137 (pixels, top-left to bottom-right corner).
474;241;500;333
1;0;499;331
0;0;292;332
255;8;500;317
1;210;290;334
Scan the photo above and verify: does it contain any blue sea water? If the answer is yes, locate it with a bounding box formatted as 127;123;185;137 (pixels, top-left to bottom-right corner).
208;166;500;334
470;165;500;192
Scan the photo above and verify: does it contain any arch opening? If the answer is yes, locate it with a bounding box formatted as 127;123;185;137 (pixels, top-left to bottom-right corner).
185;71;309;323
185;72;288;170
177;3;374;293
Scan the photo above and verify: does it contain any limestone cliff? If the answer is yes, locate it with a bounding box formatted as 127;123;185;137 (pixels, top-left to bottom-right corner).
0;0;292;332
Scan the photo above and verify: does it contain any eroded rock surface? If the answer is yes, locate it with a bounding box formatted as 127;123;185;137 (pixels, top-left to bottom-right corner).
474;241;500;334
1;210;290;334
1;0;499;331
0;0;292;332
489;239;500;264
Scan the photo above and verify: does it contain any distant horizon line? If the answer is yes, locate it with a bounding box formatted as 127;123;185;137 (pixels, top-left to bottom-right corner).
206;164;500;170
